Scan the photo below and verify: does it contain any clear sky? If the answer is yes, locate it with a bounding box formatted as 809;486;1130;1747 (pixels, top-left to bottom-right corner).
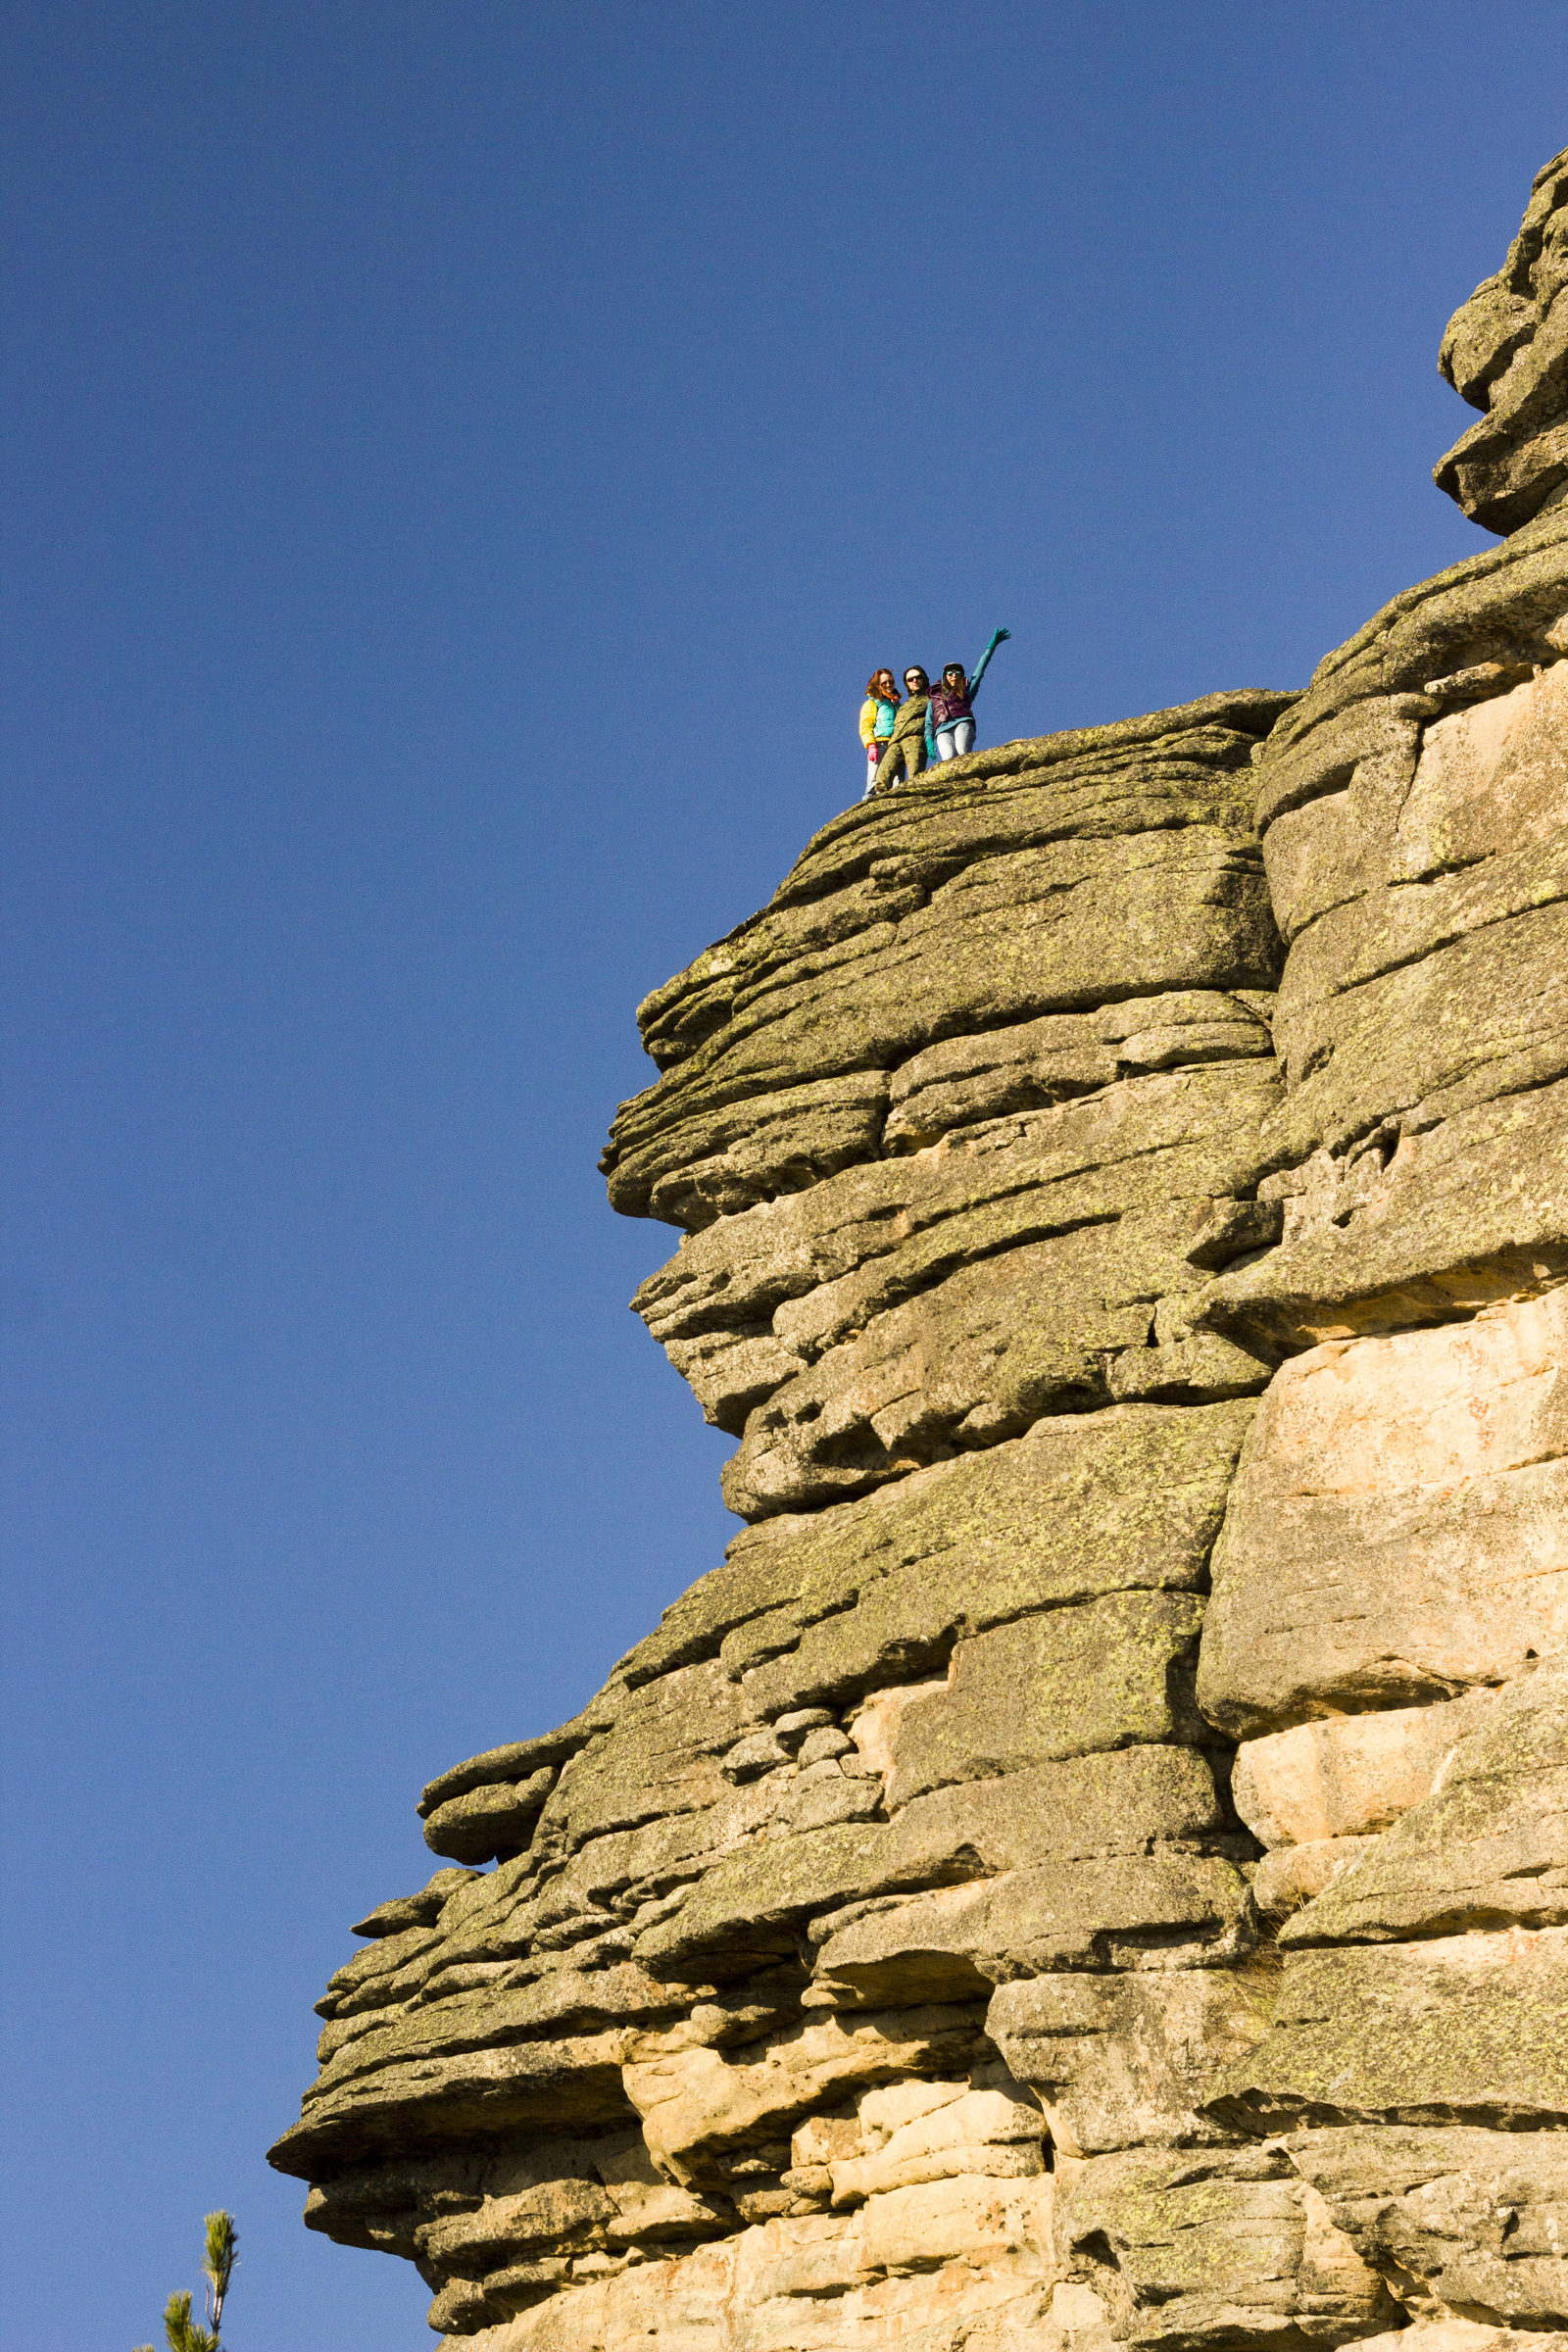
2;6;1562;2346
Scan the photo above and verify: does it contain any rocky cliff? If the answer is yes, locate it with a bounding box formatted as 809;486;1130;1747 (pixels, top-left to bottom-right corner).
270;151;1568;2352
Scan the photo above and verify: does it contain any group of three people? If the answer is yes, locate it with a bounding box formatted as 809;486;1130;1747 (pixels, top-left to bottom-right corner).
858;627;1009;797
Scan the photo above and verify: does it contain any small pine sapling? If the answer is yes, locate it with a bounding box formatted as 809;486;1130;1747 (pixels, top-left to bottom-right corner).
134;2211;238;2352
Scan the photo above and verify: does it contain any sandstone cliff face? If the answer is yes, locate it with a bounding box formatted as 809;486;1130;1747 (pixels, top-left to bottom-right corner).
270;156;1568;2352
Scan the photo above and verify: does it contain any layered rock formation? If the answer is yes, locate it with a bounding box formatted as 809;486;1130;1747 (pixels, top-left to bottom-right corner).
270;153;1568;2352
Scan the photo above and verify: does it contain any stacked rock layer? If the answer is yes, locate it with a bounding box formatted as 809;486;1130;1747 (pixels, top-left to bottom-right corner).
270;154;1568;2352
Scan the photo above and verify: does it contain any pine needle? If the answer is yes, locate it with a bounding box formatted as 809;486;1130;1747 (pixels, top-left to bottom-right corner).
202;2210;238;2332
163;2287;220;2352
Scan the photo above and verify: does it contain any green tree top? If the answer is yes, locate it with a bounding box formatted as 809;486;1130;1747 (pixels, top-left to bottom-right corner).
134;2211;237;2352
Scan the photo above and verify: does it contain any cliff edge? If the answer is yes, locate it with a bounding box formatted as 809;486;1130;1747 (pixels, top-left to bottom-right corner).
270;152;1568;2352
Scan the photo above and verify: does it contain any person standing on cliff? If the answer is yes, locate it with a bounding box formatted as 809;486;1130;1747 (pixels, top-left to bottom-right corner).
870;666;934;793
929;629;1010;762
858;669;900;797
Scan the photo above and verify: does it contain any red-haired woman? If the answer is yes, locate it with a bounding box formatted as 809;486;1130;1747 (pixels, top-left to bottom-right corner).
858;670;900;797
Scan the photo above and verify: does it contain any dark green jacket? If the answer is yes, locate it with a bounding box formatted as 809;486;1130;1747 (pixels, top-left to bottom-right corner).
888;692;930;745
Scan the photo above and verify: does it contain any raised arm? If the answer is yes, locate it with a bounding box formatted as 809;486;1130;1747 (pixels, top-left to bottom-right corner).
967;626;1010;698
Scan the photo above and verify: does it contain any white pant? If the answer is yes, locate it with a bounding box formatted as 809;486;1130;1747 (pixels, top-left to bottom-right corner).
935;718;975;761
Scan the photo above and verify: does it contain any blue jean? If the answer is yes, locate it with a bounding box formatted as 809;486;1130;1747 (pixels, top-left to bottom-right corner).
935;717;975;761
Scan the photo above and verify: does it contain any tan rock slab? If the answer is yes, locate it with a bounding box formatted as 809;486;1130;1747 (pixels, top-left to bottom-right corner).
828;2088;1044;2204
1195;1080;1568;1354
881;1748;1226;1867
1396;662;1568;881
1259;663;1568;949
631;1747;1227;1986
1105;1330;1272;1403
1199;1296;1568;1739
1258;709;1426;939
1435;147;1568;531
309;1963;684;2110
1233;1694;1497;1847
1052;2145;1399;2350
1205;1926;1568;2132
1285;2124;1568;2328
988;1971;1269;2154
858;2172;1054;2278
537;1657;757;1857
1281;1664;1568;1944
1348;2326;1564;2352
792;2112;864;2169
882;1592;1208;1809
1251;1839;1382;1918
811;1850;1252;2000
635;1064;1275;1363
424;1767;558;1866
620;2005;991;2186
450;2175;1061;2349
641;1066;891;1231
769;1069;1279;1368
416;2178;614;2271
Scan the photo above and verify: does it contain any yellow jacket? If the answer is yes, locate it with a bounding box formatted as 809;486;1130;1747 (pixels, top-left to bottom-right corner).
860;695;898;749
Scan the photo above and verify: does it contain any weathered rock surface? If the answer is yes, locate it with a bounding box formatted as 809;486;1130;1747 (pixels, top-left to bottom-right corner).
1436;149;1568;532
1193;512;1568;1355
1052;2144;1402;2348
270;156;1568;2352
1288;2128;1568;2327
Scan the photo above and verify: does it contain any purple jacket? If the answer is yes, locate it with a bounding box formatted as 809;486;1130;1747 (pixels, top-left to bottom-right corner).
929;682;973;728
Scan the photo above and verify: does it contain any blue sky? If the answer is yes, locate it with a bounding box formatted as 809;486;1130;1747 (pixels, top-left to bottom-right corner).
2;5;1562;2346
